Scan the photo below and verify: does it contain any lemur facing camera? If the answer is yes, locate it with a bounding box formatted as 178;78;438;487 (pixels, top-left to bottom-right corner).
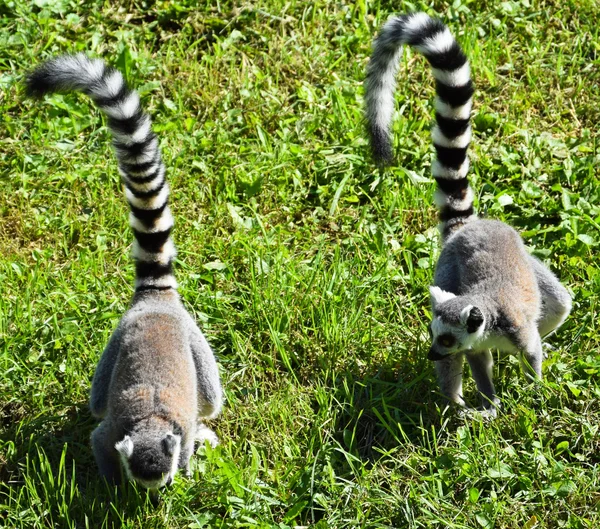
365;13;571;417
27;54;223;487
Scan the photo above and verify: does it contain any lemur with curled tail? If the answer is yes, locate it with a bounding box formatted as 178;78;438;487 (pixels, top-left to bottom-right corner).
27;54;223;487
365;13;571;417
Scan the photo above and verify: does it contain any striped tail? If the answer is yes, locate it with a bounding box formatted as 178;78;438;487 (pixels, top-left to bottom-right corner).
26;54;176;291
365;13;476;239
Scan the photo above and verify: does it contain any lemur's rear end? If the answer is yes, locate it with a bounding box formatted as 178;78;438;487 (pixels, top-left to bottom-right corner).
365;13;571;417
27;54;222;487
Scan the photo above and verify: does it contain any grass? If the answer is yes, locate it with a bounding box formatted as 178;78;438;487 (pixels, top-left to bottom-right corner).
1;0;599;527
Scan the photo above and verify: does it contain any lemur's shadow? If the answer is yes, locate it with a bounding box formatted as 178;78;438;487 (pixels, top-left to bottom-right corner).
1;400;156;527
322;360;446;463
317;341;527;465
323;342;546;467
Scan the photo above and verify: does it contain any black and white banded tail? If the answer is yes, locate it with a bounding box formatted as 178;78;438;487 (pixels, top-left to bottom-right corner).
26;54;176;291
365;13;476;239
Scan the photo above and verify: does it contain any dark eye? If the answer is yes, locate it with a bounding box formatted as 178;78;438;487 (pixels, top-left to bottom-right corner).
438;334;455;348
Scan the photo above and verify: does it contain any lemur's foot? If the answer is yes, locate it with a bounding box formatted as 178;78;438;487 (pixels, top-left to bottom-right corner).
196;424;219;448
457;406;498;421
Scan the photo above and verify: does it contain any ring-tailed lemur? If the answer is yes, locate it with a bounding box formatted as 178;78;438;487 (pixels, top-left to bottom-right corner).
26;54;223;487
365;13;571;417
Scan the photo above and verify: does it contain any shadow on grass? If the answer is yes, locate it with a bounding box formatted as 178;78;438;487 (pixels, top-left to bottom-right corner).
0;400;159;528
324;364;450;463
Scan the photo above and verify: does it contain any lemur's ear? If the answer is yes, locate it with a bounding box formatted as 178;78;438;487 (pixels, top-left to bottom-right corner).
115;436;134;458
162;433;180;456
461;305;484;333
429;286;456;309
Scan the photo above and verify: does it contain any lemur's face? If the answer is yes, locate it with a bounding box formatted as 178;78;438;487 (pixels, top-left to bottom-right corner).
428;321;460;360
428;317;474;360
115;431;181;489
428;286;485;360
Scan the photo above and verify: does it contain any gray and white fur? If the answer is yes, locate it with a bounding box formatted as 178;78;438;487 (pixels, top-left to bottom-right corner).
26;54;223;487
365;13;571;417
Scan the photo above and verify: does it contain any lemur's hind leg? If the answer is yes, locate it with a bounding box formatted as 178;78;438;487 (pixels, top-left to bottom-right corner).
466;350;499;414
528;256;571;337
520;329;544;380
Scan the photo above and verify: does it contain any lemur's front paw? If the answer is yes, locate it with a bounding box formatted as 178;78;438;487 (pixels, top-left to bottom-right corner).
541;341;556;359
478;407;498;421
196;424;219;448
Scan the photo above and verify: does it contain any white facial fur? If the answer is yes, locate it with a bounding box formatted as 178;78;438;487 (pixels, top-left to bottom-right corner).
167;433;181;485
430;316;461;353
431;312;487;354
115;436;133;458
115;435;135;482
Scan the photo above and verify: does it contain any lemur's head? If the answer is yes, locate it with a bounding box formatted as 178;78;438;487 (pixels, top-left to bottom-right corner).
428;286;486;361
115;417;181;489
